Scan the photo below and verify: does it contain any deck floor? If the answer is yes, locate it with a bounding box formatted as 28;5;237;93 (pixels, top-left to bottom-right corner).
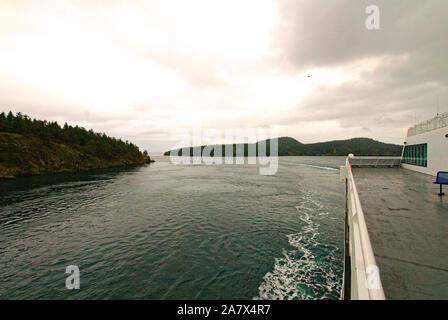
352;167;448;299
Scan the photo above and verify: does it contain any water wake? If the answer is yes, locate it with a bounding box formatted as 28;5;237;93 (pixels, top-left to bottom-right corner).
255;192;341;300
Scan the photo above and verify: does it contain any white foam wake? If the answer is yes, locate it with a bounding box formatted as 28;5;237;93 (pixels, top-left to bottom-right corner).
255;191;341;300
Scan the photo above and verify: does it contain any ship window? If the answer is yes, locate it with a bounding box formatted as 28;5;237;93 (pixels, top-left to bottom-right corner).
402;143;427;167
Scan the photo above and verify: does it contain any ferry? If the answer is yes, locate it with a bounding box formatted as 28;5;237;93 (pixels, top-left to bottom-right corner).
340;112;448;299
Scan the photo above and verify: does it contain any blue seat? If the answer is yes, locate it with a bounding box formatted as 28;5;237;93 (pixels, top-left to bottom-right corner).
433;171;448;196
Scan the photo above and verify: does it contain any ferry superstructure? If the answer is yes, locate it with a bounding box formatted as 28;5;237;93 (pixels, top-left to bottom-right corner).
402;113;448;176
341;113;448;300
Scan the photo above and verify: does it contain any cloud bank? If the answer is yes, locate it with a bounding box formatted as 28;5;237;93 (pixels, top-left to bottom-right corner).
0;0;446;153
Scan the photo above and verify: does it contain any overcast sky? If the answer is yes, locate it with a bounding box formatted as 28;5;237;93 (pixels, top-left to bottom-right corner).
0;0;446;153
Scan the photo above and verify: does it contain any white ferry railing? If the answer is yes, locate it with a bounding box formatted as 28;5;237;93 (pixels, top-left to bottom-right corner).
407;112;448;137
348;156;401;167
341;154;386;300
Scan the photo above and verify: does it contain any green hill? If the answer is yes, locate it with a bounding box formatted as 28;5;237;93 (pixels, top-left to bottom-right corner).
164;136;402;157
0;111;153;179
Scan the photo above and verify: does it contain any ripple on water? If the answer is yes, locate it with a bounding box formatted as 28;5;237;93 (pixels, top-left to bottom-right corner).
255;191;342;300
0;157;345;299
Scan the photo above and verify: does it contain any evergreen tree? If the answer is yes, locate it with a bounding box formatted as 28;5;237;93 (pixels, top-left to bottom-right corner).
0;111;150;161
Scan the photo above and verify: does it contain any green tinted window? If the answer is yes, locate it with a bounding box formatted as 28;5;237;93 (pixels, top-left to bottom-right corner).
402;143;427;167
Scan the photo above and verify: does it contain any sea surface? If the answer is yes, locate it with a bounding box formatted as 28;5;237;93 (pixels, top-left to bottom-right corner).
0;156;346;299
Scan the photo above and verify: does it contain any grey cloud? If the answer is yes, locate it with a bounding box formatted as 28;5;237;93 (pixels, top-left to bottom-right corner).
1;0;447;152
252;0;448;143
273;0;446;73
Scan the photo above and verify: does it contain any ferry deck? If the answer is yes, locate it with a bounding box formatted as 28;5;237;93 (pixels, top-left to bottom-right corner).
352;167;448;299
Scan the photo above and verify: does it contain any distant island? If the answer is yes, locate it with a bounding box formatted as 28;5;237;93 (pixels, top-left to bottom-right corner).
0;111;153;179
164;136;402;157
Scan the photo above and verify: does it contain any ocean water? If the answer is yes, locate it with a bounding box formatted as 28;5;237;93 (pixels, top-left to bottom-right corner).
0;156;345;300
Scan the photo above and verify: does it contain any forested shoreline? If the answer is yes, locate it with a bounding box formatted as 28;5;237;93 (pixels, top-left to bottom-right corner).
0;111;153;179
